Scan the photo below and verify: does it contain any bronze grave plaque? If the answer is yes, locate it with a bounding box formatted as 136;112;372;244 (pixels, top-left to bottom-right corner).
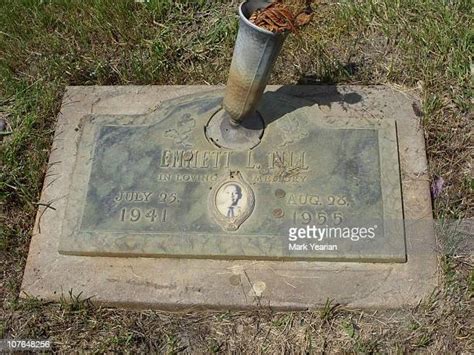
59;90;405;262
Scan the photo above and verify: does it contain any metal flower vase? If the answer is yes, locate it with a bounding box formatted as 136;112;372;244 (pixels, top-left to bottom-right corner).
223;0;287;126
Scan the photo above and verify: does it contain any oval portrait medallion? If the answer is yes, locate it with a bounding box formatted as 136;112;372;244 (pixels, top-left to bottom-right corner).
209;172;255;231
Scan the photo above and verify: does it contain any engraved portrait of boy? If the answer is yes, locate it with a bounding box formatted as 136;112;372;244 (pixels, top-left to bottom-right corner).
216;183;245;218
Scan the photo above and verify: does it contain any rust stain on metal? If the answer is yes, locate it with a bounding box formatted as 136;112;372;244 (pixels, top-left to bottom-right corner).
275;189;286;198
183;151;193;161
223;68;267;123
272;208;284;218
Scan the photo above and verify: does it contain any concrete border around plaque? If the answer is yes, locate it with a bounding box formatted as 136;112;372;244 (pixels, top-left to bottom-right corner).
21;86;438;309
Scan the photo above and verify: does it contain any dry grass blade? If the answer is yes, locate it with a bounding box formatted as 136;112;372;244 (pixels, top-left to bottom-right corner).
295;9;313;27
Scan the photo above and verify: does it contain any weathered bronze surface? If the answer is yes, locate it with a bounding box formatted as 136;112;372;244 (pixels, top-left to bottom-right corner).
59;89;405;262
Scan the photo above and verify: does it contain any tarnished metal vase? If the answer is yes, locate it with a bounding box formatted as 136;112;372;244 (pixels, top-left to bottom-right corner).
223;1;287;125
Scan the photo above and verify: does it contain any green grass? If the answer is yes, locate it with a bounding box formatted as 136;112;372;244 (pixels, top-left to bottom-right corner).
1;0;472;352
